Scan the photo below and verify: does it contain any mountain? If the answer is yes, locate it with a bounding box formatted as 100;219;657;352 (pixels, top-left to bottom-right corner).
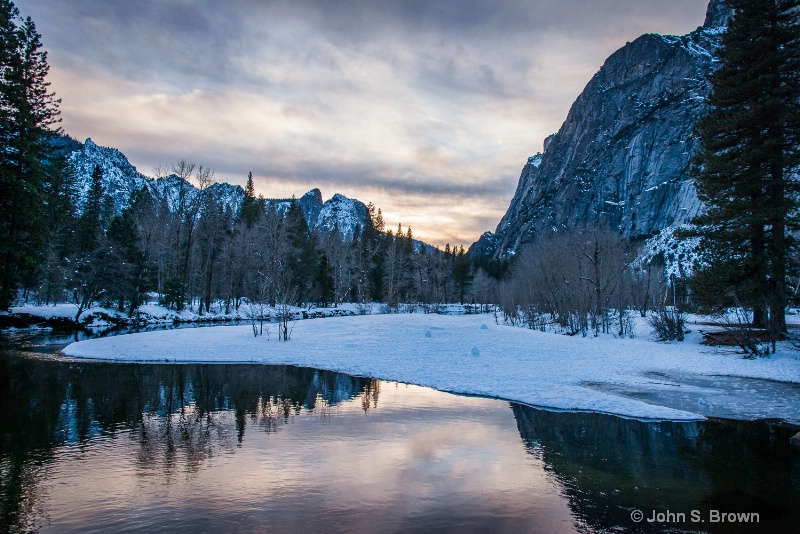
315;193;369;241
473;0;733;260
57;137;370;238
64;138;150;214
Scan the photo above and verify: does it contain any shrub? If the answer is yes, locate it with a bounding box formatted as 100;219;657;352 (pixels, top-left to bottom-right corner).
649;308;686;341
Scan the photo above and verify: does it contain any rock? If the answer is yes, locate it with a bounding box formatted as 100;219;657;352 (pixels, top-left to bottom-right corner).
791;432;800;449
425;330;432;338
481;324;488;330
58;137;375;241
472;0;734;260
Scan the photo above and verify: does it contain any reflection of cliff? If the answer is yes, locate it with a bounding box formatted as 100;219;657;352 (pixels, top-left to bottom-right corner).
512;405;799;533
0;357;379;532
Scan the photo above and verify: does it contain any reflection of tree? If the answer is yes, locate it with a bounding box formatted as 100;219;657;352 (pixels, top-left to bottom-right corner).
361;380;380;413
0;352;68;532
0;355;378;533
512;405;800;533
0;458;50;533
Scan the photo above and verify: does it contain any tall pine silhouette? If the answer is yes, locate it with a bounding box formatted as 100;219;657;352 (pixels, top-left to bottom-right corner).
239;171;262;227
690;0;800;347
0;0;61;308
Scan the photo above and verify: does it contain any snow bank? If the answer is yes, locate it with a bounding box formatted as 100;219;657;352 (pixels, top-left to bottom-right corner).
62;314;800;422
10;303;81;319
8;304;128;325
7;301;382;327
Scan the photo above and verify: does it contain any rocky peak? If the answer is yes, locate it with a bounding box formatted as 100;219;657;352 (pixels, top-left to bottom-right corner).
67;137;148;214
472;0;725;260
298;188;324;227
61;138;378;241
317;193;370;240
704;0;733;30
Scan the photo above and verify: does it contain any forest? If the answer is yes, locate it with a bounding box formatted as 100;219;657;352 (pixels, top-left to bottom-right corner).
31;158;477;320
2;0;800;357
0;1;674;333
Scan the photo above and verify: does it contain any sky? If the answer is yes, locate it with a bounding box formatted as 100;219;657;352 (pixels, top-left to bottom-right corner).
21;0;710;248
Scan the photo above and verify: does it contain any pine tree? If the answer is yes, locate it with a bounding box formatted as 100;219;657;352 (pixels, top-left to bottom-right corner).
285;197;318;300
107;189;158;315
690;0;800;346
315;253;335;306
374;208;385;233
78;164;104;253
0;1;60;308
452;245;473;304
38;153;76;304
72;164;114;320
239;171;261;227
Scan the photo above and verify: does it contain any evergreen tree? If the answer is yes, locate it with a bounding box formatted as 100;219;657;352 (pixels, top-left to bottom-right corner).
452;245;473;303
78;164;104;253
373;207;385;233
0;1;60;308
239;171;261;227
107;189;158;315
72;165;114;320
285;197;318;300
315;253;335;306
689;0;800;346
38;153;76;303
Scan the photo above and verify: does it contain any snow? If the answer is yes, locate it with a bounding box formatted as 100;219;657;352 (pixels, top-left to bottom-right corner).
316;193;368;240
64;138;370;240
134;303;201;322
9;303;129;322
69;138;149;214
10;303;80;319
62;313;800;423
7;301;378;326
640;225;702;279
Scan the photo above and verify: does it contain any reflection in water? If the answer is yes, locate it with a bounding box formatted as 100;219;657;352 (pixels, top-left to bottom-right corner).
1;356;577;533
513;406;800;533
0;355;383;532
1;329;799;533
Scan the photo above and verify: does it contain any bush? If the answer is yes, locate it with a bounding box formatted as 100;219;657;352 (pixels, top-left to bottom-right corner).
648;308;686;341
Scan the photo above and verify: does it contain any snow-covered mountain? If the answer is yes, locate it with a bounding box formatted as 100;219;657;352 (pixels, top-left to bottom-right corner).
472;0;733;260
65;138;150;213
57;137;370;238
316;193;369;241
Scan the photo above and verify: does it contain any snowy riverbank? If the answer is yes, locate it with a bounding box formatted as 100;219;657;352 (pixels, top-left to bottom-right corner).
61;313;800;423
2;301;481;329
2;302;363;328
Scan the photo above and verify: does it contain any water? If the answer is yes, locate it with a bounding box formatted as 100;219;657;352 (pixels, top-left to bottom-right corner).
1;328;799;533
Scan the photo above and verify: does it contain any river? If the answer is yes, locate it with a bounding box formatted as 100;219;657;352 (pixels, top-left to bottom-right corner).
1;327;798;532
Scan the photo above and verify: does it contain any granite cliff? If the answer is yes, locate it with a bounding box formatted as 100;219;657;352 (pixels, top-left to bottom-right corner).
473;0;733;260
57;137;370;238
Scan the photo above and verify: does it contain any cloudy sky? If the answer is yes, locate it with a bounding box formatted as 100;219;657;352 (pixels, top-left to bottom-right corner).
22;0;709;247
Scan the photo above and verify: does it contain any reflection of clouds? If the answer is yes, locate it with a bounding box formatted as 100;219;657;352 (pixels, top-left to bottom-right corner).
39;379;575;531
28;0;707;247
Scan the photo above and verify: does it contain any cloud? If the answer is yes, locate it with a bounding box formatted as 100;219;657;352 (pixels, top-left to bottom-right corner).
26;0;709;247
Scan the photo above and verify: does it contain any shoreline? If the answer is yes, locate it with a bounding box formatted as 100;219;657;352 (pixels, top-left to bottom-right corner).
60;313;800;424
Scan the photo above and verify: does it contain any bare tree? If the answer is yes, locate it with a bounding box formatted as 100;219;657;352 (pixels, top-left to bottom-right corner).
274;283;299;341
155;161;213;311
504;227;642;336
